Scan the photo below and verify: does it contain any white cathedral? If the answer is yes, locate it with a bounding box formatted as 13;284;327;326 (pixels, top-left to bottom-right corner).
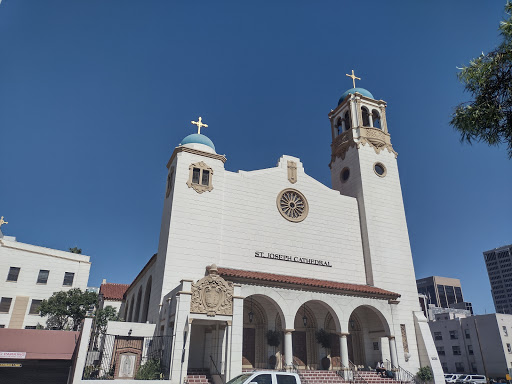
115;80;444;383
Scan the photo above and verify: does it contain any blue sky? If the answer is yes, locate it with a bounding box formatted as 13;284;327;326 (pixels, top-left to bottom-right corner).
0;1;510;315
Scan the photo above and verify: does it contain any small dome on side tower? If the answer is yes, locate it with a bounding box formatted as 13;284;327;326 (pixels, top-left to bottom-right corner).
180;133;216;152
338;87;374;105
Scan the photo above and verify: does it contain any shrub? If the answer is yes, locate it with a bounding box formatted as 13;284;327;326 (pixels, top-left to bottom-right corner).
417;366;433;383
135;358;162;380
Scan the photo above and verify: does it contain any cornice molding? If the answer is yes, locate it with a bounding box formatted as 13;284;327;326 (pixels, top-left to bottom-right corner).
167;146;227;169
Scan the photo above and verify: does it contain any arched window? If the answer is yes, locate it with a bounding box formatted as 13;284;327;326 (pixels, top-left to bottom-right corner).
335;117;342;135
134;287;143;323
372;109;381;129
344;111;351;130
129;296;135;322
141;277;152;323
362;107;370;127
125;301;130;322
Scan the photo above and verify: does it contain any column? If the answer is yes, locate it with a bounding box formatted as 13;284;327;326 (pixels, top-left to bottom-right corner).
225;321;232;381
379;105;388;133
284;329;294;369
169;281;193;384
229;285;244;379
340;333;349;368
388;336;398;368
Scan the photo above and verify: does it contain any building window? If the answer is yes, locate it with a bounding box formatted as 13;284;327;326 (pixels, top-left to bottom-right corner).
165;167;175;198
437;346;445;356
0;297;12;313
465;329;471;339
6;267;20;282
503;326;508;336
455;362;465;373
0;325;5;328
373;342;379;351
37;270;49;284
434;332;443;340
373;162;387;177
468;345;474;355
508;343;512;353
63;272;75;286
441;362;448;373
186;161;214;194
29;299;42;315
450;330;458;339
471;362;477;373
452;346;461;355
25;326;36;329
340;167;350;183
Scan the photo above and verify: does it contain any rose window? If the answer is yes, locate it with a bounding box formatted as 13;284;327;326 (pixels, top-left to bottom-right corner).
276;189;309;223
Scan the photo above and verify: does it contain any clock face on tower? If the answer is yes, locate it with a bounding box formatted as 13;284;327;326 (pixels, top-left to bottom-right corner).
276;189;309;223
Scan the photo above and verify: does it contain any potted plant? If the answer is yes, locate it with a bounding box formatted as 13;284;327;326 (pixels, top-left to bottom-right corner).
266;330;282;369
315;328;332;370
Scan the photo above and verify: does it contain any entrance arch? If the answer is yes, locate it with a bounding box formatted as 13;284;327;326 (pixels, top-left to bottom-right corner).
242;294;285;370
347;305;391;368
291;300;343;370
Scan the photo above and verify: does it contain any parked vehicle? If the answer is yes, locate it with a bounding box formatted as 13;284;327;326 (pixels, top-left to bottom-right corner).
227;372;301;384
456;375;487;384
445;374;464;383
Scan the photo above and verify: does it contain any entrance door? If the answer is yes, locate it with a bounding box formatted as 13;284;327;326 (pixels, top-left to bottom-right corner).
292;331;307;366
242;328;256;367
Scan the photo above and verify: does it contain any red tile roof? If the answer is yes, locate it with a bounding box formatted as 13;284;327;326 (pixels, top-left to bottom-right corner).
217;267;400;299
100;283;130;301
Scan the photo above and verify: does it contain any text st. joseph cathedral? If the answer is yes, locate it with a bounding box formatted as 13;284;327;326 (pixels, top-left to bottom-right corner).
119;77;444;384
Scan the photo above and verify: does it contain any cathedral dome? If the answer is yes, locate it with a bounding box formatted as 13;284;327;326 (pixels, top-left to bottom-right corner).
338;87;374;105
180;133;216;152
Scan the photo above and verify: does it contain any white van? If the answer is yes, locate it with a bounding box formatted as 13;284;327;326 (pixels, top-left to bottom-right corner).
458;375;487;384
227;372;301;384
445;374;464;383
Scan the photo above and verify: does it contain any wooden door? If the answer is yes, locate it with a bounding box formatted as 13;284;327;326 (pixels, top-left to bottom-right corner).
242;328;256;367
292;331;307;366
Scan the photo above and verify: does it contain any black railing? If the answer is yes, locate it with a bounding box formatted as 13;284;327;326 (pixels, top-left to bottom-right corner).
82;334;172;380
385;359;417;384
209;355;225;384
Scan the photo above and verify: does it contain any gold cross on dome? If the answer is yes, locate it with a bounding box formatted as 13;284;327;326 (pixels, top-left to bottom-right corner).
346;69;361;88
191;116;208;135
0;216;8;228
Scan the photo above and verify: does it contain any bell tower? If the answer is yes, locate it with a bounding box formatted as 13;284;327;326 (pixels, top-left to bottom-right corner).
328;73;422;357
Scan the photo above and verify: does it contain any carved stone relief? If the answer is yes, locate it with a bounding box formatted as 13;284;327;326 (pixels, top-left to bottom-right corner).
400;324;409;353
190;264;233;316
287;161;297;184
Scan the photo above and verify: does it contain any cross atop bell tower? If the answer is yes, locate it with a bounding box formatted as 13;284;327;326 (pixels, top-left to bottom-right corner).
346;69;361;89
191;117;208;135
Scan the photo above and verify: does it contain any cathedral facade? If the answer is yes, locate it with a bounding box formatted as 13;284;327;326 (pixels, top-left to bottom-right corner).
120;85;443;383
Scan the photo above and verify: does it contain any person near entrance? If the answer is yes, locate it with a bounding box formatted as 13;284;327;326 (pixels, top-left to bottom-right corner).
375;361;385;377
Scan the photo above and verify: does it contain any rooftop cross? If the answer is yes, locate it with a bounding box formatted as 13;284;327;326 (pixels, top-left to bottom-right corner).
346;69;361;88
191;117;208;135
0;216;8;228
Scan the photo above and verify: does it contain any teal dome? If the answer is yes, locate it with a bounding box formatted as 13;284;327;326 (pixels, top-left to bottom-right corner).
338;87;374;105
180;133;216;151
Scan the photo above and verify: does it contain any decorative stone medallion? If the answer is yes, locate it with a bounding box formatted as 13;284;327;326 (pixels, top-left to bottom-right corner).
191;264;233;317
276;188;309;223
